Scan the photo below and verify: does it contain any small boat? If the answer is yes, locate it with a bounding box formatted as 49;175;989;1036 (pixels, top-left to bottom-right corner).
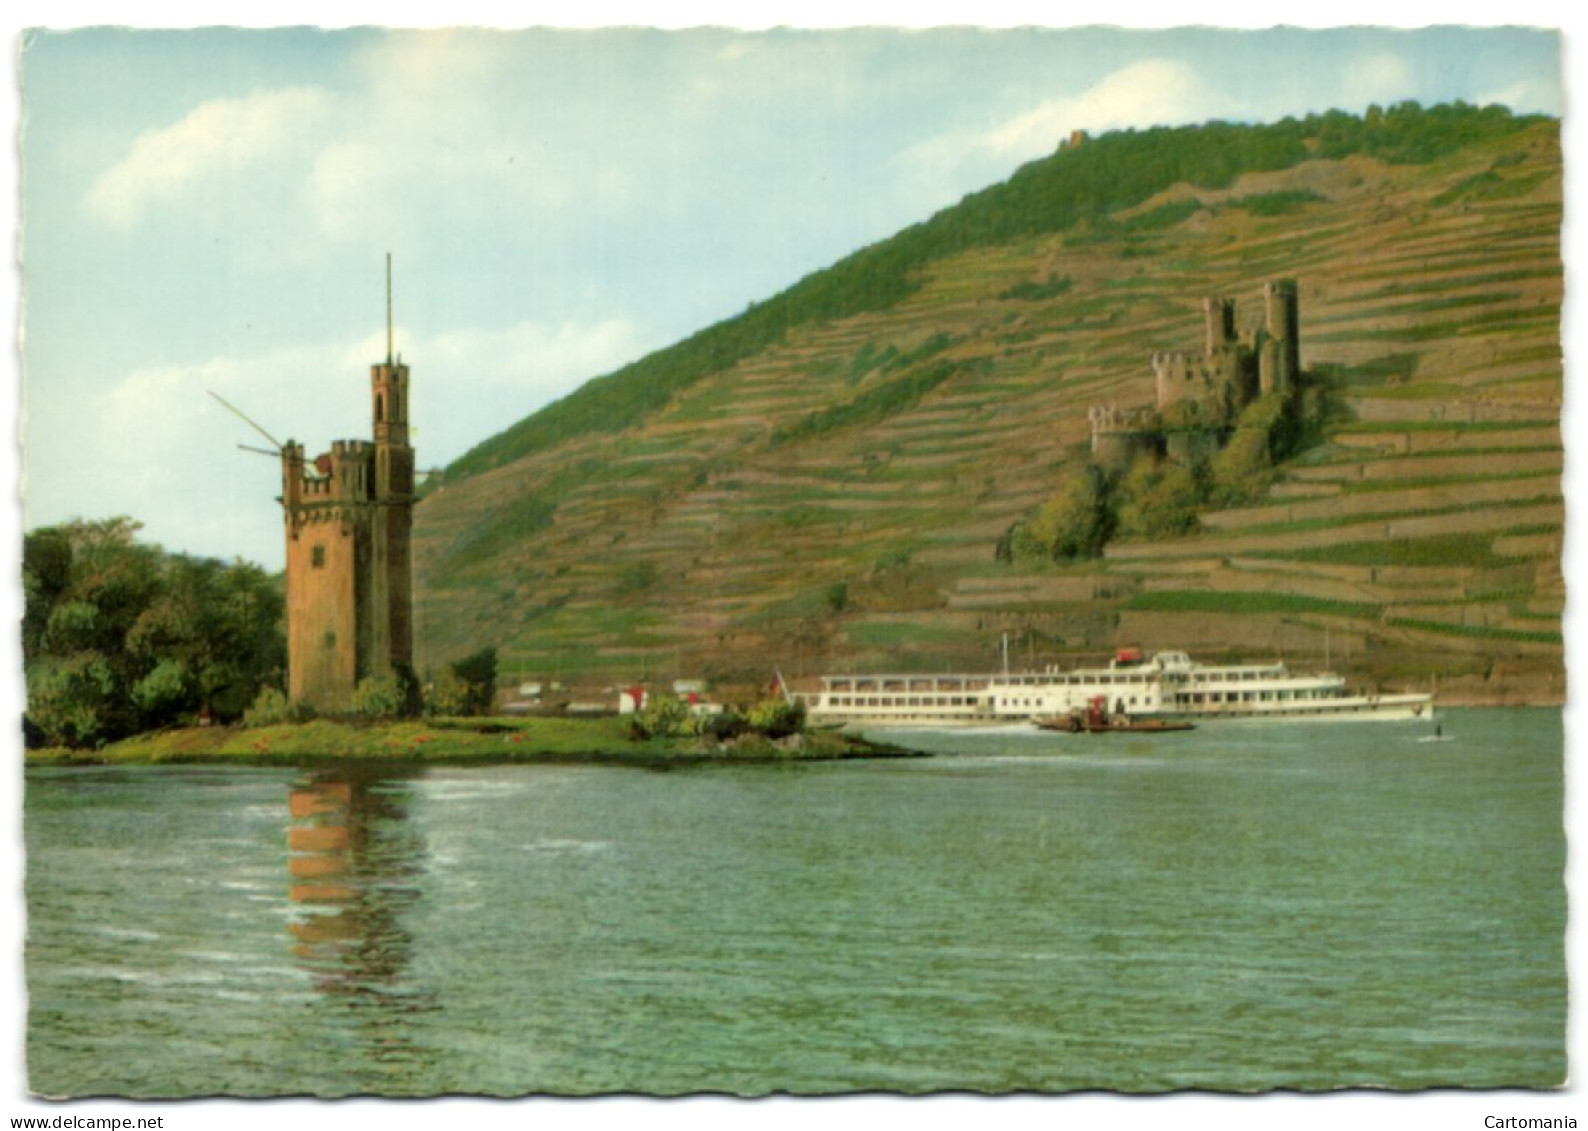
1034;697;1195;734
1035;715;1196;734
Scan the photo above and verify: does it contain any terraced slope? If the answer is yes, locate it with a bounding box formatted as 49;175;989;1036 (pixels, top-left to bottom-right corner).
412;108;1562;704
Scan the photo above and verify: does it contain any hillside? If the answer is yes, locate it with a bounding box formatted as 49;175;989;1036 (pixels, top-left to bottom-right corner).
411;105;1563;705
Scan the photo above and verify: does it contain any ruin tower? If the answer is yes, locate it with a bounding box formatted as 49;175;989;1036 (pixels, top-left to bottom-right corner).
1203;296;1237;355
281;258;416;710
1263;279;1301;393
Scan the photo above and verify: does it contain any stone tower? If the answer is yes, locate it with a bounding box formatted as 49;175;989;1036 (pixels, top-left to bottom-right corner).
281;259;415;710
1260;278;1301;395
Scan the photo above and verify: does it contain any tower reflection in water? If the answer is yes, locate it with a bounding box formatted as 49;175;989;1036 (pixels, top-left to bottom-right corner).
287;769;437;1086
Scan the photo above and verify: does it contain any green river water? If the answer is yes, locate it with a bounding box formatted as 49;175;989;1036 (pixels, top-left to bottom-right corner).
24;708;1564;1096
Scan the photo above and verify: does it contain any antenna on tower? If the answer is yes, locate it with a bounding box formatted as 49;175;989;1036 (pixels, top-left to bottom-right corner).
208;390;285;451
386;252;393;365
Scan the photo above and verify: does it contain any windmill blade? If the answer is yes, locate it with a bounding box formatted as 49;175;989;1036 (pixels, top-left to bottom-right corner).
209;390;285;451
236;443;281;458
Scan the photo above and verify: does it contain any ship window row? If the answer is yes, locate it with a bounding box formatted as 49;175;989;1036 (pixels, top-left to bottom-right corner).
1045;673;1154;686
1179;689;1328;704
997;695;1145;708
827;696;975;708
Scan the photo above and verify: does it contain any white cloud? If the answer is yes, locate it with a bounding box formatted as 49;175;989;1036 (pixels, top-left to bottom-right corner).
78;29;866;259
425;319;644;394
351;28;522;104
24;316;650;568
1343;54;1414;106
411;318;651;465
302;139;402;244
1475;80;1557;115
86;86;336;229
96;317;648;473
902;59;1229;180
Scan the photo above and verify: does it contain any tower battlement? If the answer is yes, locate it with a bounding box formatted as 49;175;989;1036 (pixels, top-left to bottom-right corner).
1087;403;1156;433
1088;403;1158;471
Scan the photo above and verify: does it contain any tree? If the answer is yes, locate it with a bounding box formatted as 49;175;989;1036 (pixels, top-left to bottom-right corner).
449;648;498;716
22;527;73;663
1209;394;1296;505
125;553;285;725
1007;464;1113;563
26;653;118;749
1114;457;1203;540
22;518;286;746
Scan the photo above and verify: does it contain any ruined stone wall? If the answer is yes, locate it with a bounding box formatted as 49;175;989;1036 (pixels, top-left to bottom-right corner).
1089;404;1157;473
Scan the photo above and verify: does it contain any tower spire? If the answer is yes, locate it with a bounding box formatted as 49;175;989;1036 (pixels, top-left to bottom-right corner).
386;252;393;365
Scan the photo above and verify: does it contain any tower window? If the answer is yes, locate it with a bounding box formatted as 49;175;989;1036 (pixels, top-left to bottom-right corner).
311;544;326;568
376;393;385;423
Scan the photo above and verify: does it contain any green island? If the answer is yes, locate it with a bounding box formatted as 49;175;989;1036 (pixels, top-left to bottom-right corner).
24;714;921;769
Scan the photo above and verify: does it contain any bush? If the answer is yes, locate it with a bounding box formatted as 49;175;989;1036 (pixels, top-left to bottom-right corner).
746;698;806;739
349;675;407;720
771;358;970;447
424;668;471;717
450;647;498;715
698;710;750;742
1209;394;1297;504
999;273;1073;301
1209;427;1276;504
1114;458;1203;540
629;695;698;740
1004;464;1113;563
243;686;313;727
1229;189;1326;216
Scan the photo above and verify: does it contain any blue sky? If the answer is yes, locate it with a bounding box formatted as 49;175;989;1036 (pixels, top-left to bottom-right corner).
17;21;1566;571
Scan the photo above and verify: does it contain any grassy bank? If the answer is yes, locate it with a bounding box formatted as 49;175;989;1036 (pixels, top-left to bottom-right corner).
24;715;922;769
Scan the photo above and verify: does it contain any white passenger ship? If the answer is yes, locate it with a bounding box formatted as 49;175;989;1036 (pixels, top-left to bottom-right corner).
806;649;1433;727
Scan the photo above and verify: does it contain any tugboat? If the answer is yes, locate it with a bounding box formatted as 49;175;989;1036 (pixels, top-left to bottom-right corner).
1034;695;1196;734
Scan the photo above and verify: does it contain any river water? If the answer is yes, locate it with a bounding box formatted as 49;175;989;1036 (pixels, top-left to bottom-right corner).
23;708;1564;1097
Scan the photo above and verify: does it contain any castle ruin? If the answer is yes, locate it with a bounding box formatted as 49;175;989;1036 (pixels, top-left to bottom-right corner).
1090;279;1301;472
279;270;415;710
